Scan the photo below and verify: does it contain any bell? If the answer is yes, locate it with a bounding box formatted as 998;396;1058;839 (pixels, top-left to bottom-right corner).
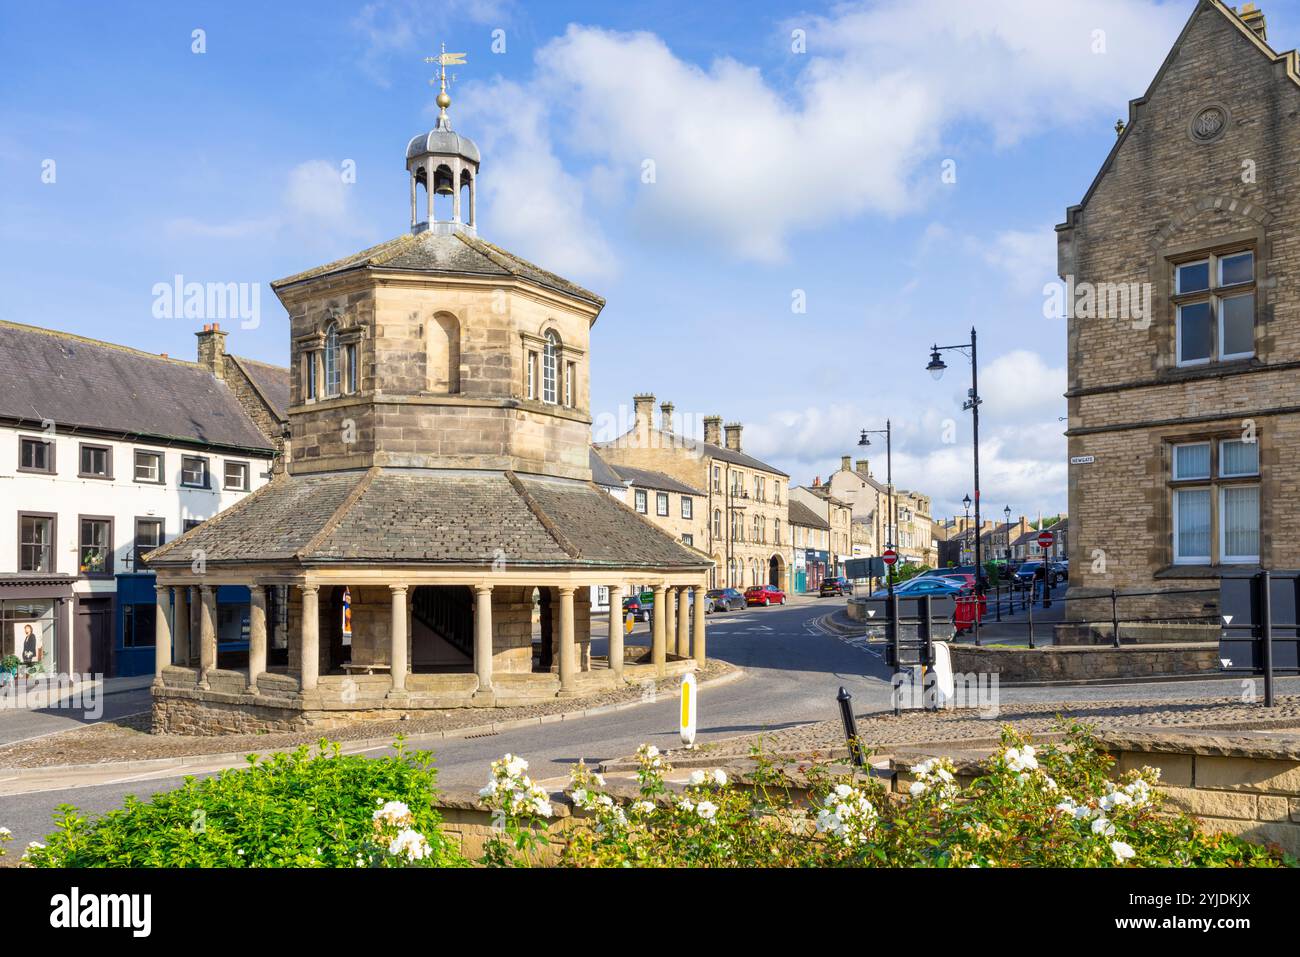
434;169;455;196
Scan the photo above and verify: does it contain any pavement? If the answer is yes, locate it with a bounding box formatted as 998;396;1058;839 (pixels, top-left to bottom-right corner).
2;592;1297;853
0;676;153;748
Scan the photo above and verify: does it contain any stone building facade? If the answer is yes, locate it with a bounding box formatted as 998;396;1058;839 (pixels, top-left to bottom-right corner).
789;485;853;577
195;323;291;472
146;93;710;732
597;396;790;591
1059;0;1291;614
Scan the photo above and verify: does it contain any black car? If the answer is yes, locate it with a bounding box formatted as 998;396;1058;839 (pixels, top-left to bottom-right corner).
819;576;854;597
1013;560;1058;590
706;588;745;612
1051;560;1068;582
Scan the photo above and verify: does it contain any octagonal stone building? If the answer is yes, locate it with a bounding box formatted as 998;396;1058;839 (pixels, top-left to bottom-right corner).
145;97;711;733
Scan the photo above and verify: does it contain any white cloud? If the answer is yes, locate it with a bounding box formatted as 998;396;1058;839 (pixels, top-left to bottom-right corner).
980;228;1060;298
470;0;1186;269
351;0;511;88
743;349;1067;517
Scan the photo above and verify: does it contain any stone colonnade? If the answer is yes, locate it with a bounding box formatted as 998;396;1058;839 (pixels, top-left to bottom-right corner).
153;576;708;697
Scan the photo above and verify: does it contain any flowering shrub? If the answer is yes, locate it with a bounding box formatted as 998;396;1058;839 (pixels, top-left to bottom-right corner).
561;724;1293;868
23;739;465;868
477;752;555;867
0;826;10;859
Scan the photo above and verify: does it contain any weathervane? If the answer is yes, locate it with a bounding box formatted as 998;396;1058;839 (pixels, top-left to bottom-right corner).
424;43;467;124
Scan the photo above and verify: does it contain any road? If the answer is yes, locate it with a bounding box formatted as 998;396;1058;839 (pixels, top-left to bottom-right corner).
2;594;1296;851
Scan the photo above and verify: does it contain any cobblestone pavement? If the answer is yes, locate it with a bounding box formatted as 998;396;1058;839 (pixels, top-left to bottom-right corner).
667;693;1300;764
0;659;735;770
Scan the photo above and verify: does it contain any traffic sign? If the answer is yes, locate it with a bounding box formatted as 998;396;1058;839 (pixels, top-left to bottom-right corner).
882;548;898;567
1037;530;1055;550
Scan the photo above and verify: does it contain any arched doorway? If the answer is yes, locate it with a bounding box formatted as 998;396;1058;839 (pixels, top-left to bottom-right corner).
768;554;785;590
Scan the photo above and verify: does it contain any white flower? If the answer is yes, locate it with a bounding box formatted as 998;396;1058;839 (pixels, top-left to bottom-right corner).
695;801;718;822
909;780;927;797
0;827;10;838
571;788;591;808
1110;840;1136;862
677;798;695;813
388;828;432;861
711;769;728;787
834;783;853;799
596;794;614;808
531;797;553;818
593;773;606;787
688;770;706;786
1091;816;1116;838
633;801;656;814
373;800;412;825
1055;800;1077;814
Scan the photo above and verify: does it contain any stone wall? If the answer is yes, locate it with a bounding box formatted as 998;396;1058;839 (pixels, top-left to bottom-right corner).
949;642;1218;682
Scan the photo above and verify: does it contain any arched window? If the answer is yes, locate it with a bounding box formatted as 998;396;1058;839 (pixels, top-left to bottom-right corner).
542;330;559;404
323;323;340;397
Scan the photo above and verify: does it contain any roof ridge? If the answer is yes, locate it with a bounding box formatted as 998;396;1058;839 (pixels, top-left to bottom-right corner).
231;353;289;373
296;467;382;559
458;233;605;304
270;233;417;289
0;319;201;368
226;354;289;426
505;470;583;559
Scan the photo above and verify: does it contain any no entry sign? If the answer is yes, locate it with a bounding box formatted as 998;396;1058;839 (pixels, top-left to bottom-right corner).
1037;530;1055;550
882;548;898;566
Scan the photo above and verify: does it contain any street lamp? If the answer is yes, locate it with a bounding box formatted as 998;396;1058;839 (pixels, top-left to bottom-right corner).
859;422;895;596
1003;505;1013;570
926;327;984;644
961;493;971;564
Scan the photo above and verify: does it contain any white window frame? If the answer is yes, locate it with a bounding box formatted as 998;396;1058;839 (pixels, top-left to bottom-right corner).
224;460;250;491
181;455;209;489
134;449;163;484
1219;485;1260;565
542;331;559;405
323;323;341;398
656;492;669;517
680;496;693;519
634;489;647;514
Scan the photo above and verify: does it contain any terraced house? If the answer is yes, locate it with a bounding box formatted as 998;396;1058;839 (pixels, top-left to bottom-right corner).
0;320;282;678
597;396;789;591
1060;0;1297;608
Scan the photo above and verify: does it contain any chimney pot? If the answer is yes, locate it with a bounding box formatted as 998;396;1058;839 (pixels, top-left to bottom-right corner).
840;455;851;472
633;393;656;433
660;401;675;433
703;415;723;446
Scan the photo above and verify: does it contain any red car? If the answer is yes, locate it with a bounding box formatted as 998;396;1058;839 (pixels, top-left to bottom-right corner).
745;585;786;606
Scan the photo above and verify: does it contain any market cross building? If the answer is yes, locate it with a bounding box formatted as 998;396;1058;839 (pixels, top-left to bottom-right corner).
145;86;710;733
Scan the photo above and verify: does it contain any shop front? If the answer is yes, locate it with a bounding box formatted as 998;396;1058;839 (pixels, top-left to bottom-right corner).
804;549;829;592
0;575;74;678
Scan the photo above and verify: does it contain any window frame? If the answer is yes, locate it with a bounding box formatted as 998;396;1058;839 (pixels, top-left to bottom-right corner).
323;323;341;398
133;516;165;568
1172;247;1256;368
1169;438;1260;566
304;351;318;401
180;454;210;489
542;331;559;405
223;459;251;491
78;514;114;579
634;489;648;514
346;341;358;394
17;511;57;573
133;448;165;485
17;435;54;474
681;496;693;520
655;492;669;517
78;443;113;480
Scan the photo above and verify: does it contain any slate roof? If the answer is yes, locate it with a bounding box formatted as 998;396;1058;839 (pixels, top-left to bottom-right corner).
609;464;703;497
145;468;710;569
270;231;605;308
230;354;291;421
787;500;829;530
0;320;274;452
588;448;625;489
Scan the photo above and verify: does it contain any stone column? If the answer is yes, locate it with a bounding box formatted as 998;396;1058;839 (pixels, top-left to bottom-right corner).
301;584;320;692
425;159;435;224
469;176;476;227
409;170;417;227
651;582;667;675
676;586;691;657
607;584;624;681
474;584;493;693
452;160;462;223
558;585;576;694
198;585;217;688
153;585;172;682
389;584;408;694
248;585;267;693
693;583;707;665
173;586;191;666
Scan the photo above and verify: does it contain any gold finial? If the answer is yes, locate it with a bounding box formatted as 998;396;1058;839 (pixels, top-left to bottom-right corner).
424;43;467;124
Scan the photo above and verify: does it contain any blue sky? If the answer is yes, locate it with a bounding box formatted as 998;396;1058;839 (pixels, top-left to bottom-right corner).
4;0;1293;521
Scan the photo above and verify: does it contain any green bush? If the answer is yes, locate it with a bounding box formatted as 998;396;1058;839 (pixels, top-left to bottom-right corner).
23;739;466;868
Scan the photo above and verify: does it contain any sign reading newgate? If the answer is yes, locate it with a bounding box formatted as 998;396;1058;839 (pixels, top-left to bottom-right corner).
1070;455;1095;465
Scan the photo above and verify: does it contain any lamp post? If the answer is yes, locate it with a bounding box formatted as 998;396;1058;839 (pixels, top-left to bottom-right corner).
1003;504;1013;568
859;422;894;595
927;327;984;644
961;493;971;564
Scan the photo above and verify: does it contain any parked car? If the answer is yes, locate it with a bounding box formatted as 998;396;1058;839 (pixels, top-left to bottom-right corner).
1013;560;1059;590
745;584;786;606
867;576;966;601
622;591;655;622
819;576;855;597
1051;560;1069;582
706;588;746;612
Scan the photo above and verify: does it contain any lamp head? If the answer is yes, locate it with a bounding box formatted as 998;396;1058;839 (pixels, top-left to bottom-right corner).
926;347;947;380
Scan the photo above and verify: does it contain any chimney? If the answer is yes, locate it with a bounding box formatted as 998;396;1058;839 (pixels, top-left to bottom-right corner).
840;455;851;472
196;322;227;379
855;458;870;477
660;401;675;433
703;415;723;446
633;393;656;436
1239;3;1267;41
724;422;743;452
